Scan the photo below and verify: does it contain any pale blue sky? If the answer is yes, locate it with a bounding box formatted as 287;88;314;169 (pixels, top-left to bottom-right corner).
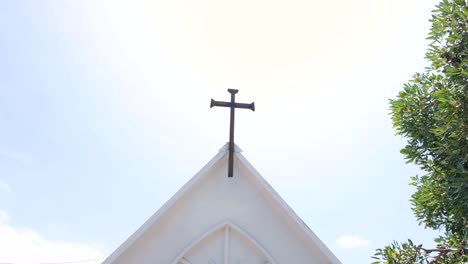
0;0;441;263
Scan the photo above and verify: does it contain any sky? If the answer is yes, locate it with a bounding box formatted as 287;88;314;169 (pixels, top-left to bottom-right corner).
0;0;443;263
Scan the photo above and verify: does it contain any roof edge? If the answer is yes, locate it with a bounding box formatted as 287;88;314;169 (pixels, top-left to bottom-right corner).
235;152;342;264
102;145;228;264
103;143;341;264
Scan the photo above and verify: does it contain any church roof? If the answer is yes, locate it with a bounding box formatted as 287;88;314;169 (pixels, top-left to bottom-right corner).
103;143;341;264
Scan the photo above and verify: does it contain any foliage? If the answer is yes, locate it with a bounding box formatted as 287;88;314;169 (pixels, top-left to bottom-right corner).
373;0;467;263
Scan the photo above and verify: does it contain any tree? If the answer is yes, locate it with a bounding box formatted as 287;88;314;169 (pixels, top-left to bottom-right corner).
372;0;467;263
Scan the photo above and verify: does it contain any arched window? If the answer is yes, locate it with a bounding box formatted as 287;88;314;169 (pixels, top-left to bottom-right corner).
172;221;276;264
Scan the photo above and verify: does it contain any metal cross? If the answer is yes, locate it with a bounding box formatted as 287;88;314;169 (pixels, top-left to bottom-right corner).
211;89;255;177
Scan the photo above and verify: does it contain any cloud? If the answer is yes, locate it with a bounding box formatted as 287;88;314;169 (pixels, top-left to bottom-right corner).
0;210;105;264
0;210;9;222
0;180;11;193
336;235;370;249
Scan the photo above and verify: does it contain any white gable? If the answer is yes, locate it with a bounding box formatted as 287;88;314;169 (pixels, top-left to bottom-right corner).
103;144;341;264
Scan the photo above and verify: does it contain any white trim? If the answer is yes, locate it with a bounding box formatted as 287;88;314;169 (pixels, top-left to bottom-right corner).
170;220;278;264
102;146;228;264
102;143;342;264
224;225;230;264
236;152;342;264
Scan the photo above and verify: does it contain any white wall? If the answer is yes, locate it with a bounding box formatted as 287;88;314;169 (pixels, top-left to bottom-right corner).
109;154;337;264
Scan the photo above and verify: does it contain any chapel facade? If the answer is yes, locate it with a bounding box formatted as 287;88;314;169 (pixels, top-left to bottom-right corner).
102;144;341;264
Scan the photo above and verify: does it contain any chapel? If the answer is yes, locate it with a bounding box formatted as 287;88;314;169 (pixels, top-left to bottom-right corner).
102;144;341;264
102;90;341;264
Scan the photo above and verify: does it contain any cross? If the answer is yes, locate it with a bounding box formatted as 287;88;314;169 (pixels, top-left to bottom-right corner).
211;89;255;177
